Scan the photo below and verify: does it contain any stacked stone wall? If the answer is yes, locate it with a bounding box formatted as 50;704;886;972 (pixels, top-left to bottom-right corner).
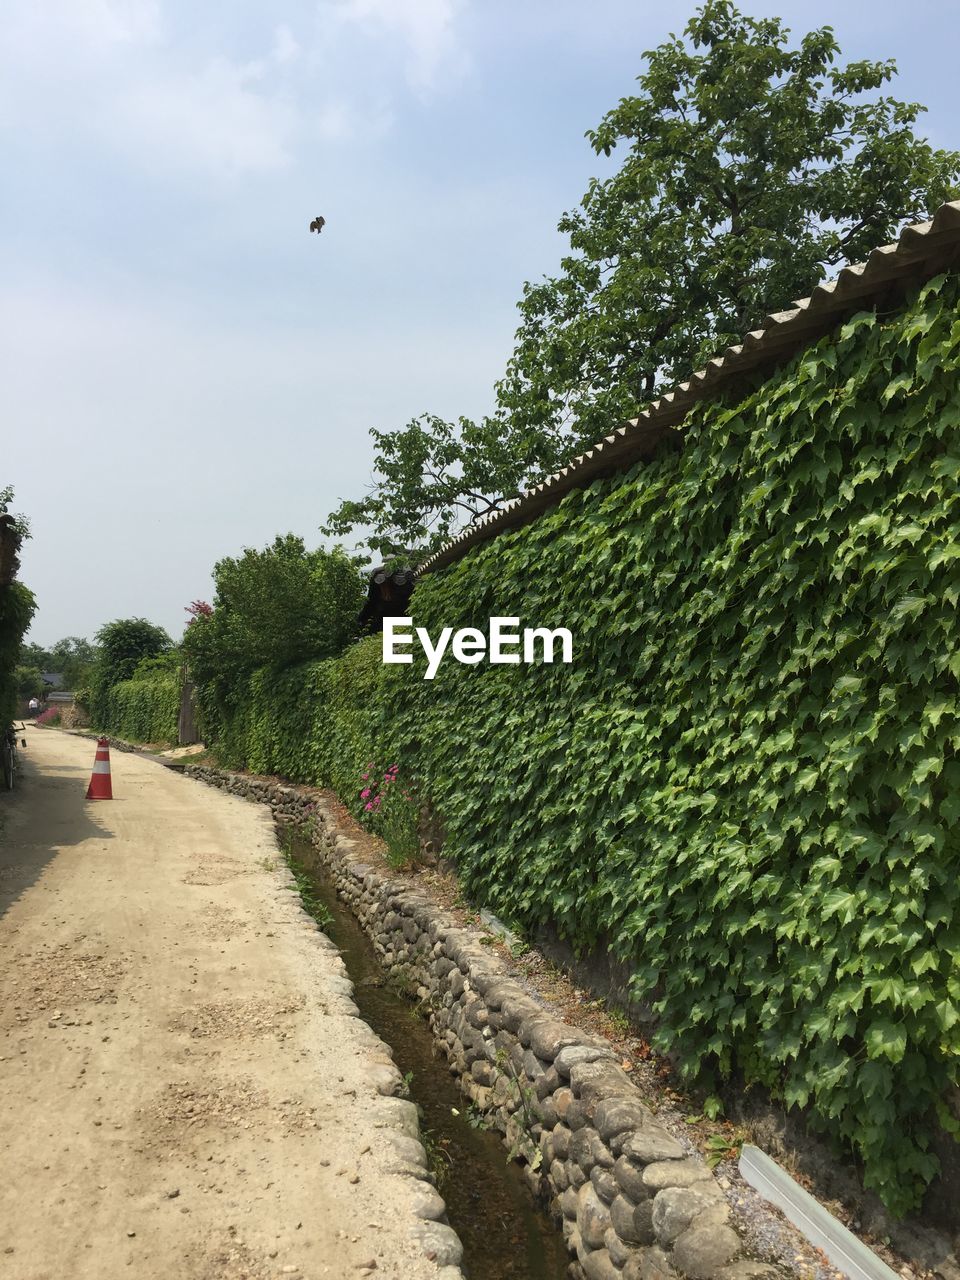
186;764;770;1280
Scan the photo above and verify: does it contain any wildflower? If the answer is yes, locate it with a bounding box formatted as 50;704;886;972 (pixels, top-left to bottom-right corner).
360;789;370;799
365;802;374;812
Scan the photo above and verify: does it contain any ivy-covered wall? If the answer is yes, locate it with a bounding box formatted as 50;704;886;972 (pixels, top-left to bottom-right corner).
204;639;386;800
205;272;960;1214
100;670;181;745
0;583;37;725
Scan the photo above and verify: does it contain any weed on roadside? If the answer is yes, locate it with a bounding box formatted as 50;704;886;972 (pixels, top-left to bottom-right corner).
508;936;530;960
494;1048;543;1170
420;1124;453;1189
607;1008;631;1034
279;837;333;930
704;1131;744;1168
465;1102;488;1130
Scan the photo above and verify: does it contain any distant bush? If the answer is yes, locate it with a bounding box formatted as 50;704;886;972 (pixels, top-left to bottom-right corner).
0;582;36;725
102;668;179;744
90;617;172;727
183;536;365;746
206;637;384;797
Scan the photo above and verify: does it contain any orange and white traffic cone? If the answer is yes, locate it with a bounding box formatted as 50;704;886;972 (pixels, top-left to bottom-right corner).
86;736;113;800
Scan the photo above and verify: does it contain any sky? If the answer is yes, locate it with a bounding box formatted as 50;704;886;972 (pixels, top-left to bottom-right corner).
4;0;959;646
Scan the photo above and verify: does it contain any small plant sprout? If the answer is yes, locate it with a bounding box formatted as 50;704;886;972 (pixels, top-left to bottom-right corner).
704;1132;744;1168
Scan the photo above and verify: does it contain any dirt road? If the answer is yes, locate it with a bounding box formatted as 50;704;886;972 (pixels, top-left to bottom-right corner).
0;728;457;1280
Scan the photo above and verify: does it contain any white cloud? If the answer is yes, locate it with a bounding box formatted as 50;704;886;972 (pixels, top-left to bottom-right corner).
335;0;469;94
116;57;299;177
0;1;469;180
0;5;320;179
6;0;162;59
272;23;301;64
73;0;162;47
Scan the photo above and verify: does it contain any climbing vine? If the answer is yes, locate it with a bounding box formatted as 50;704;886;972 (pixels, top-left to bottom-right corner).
197;272;960;1214
0;582;37;725
204;639;387;808
383;272;960;1216
0;489;35;725
102;668;181;744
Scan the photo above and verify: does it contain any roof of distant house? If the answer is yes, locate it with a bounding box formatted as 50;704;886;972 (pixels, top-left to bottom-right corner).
419;200;960;575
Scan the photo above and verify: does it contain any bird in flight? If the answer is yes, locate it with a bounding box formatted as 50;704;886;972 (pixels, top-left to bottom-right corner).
309;215;326;234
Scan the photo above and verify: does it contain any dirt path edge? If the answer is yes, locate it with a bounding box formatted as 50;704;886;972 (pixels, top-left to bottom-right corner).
184;763;798;1280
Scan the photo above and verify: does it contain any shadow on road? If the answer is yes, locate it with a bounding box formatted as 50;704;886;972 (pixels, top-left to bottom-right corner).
0;733;114;923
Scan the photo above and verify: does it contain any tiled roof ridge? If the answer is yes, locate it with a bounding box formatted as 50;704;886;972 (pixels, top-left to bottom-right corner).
418;200;960;574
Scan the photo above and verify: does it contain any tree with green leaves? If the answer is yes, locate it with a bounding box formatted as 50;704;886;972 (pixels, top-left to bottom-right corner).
94;619;171;686
19;641;51;671
0;485;30;587
14;665;44;700
90;618;171;727
182;536;365;740
0;486;29;540
49;637;97;688
0;486;36;724
322;412;568;559
21;636;99;689
324;0;959;559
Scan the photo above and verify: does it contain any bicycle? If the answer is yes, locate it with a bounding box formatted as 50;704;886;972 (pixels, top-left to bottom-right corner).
1;722;26;792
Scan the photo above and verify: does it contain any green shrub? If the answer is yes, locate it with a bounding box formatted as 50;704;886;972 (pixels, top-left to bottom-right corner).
0;584;37;724
14;664;44;700
195;272;960;1214
102;670;180;744
381;272;960;1215
206;637;385;796
90;618;172;727
360;761;421;868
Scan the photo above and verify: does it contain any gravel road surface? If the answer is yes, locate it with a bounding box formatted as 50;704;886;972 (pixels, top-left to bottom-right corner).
0;727;450;1280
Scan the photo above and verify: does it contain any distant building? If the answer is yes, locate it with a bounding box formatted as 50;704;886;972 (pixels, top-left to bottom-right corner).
40;673;73;704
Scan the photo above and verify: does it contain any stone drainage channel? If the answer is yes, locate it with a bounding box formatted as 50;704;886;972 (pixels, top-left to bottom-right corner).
285;830;570;1280
185;764;766;1280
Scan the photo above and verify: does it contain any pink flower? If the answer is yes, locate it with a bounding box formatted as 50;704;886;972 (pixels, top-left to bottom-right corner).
360;789;370;799
365;802;374;812
362;773;370;782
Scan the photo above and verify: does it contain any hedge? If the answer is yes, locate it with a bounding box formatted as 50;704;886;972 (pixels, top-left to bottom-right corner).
101;671;180;745
202;272;960;1214
0;583;37;726
209;639;386;800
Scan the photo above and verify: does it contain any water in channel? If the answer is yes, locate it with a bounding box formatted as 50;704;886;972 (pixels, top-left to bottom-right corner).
286;835;570;1280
